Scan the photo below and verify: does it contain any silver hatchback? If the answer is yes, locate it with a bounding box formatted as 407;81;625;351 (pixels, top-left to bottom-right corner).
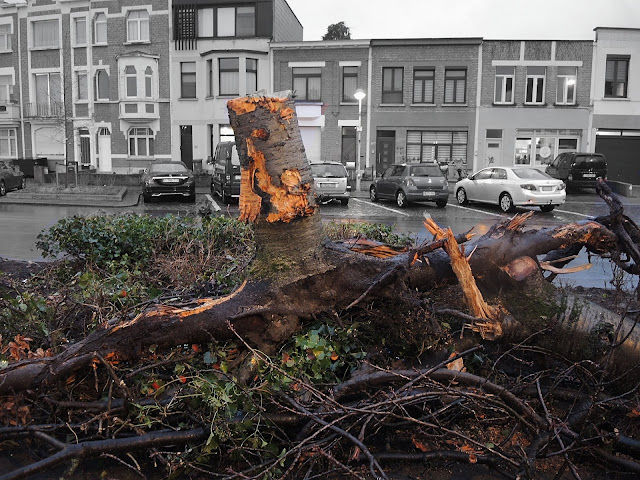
370;163;449;208
310;162;351;206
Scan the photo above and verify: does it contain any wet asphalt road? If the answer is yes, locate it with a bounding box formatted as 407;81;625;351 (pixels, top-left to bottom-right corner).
1;189;637;289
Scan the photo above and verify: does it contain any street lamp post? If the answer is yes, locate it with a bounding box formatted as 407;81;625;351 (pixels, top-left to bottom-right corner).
353;88;366;193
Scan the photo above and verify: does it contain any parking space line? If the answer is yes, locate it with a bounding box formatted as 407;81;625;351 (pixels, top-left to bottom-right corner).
351;198;411;217
448;203;505;217
206;194;221;212
554;208;590;218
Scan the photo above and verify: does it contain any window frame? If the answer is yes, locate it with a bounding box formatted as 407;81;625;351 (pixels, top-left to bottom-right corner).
0;74;12;103
382;67;403;104
206;59;214;97
219;57;239;96
525;66;546;105
34;72;61;109
444;68;467;104
406;130;468;164
342;66;358;103
605;55;629;99
95;70;109;101
246;58;257;95
73;17;87;46
125;65;137;98
412;68;435;104
215;6;255;38
0;23;11;51
32;19;59;49
556;66;577;105
0;128;17;158
128;127;154;157
292;67;322;101
180;61;197;99
94;12;107;44
144;66;153;99
494;66;514;104
126;9;150;43
76;71;88;101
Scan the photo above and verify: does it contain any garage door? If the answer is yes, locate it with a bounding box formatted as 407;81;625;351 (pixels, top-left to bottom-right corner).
299;126;321;164
596;134;640;184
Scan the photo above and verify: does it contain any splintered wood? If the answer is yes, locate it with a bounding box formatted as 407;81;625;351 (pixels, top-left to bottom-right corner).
423;218;503;340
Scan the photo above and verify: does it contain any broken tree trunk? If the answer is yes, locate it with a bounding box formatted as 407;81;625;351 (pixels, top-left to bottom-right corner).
0;93;632;396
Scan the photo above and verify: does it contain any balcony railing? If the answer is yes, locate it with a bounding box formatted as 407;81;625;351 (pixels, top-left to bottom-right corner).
24;102;64;118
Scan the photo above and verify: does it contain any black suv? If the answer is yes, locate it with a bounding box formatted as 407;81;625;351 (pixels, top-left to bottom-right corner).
545;152;607;189
209;142;241;204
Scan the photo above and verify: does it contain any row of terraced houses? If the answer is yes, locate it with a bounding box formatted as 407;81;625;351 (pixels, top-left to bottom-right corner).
0;0;639;185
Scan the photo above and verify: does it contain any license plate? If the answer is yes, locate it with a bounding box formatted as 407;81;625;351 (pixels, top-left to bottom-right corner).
541;186;553;192
423;191;435;196
163;178;180;184
234;175;241;180
583;173;596;178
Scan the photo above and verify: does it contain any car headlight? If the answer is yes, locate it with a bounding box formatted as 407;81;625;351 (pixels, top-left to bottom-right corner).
520;184;537;191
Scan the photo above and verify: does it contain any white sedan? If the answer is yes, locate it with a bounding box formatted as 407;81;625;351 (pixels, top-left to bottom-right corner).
454;166;566;213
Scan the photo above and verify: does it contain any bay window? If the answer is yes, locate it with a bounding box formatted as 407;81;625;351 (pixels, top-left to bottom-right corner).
219;58;239;96
246;58;257;94
125;66;137;98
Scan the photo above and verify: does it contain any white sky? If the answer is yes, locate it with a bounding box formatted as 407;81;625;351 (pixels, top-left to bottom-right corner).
286;0;640;41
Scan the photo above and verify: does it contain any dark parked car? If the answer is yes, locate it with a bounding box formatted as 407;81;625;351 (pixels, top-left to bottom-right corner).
0;161;26;196
210;141;241;204
310;161;350;205
141;160;195;203
545;152;607;189
369;163;449;208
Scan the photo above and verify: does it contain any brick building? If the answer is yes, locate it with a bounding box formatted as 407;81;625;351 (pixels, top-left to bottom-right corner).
477;40;593;172
0;0;172;174
170;0;302;171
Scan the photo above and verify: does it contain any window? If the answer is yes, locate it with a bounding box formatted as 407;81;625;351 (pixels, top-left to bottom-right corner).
181;62;196;98
95;70;109;100
125;65;137;97
198;8;214;37
494;66;514;104
246;58;257;94
444;68;466;104
74;17;87;45
145;66;153;98
206;59;213;97
556;66;576;105
0;129;16;157
94;13;107;43
128;127;154;156
219;124;234;143
406;131;467;165
293;67;321;101
217;6;255;37
0;24;11;51
127;10;149;43
342;66;358;102
219;58;239;96
0;75;12;102
605;56;629;98
32;19;59;48
76;72;87;100
382;67;403;104
525;66;546;104
34;73;61;109
341;126;356;164
413;68;434;104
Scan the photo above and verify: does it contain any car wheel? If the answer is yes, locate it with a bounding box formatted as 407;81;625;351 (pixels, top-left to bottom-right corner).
499;193;514;213
0;180;5;196
369;186;378;202
19;178;26;190
340;198;349;206
396;190;408;208
540;205;555;212
456;187;468;205
435;199;447;208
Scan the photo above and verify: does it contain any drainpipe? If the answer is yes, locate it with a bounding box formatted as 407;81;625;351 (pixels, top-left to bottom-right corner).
17;8;25;159
366;41;372;174
473;41;482;172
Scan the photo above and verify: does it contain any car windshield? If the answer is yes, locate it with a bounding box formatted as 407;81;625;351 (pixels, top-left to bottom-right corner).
409;165;442;177
311;164;347;178
150;163;188;173
574;155;606;169
512;168;554;180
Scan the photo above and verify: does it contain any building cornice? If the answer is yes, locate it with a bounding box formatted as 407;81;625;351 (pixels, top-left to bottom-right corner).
270;40;370;50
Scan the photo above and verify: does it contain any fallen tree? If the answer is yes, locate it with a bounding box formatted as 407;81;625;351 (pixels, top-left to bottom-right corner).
1;93;640;479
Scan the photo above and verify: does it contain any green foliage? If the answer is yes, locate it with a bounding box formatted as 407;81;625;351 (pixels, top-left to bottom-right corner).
324;220;415;247
322;21;351;40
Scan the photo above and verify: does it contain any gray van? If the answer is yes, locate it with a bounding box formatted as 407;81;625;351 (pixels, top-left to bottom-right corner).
209;142;241;204
545;152;607;189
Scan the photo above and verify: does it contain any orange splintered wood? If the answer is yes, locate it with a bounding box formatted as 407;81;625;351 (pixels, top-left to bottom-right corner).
424;218;502;339
227;95;289;117
238;136;316;224
343;238;408;258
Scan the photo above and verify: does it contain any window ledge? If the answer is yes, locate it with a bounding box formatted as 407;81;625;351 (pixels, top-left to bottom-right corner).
123;41;151;46
524;103;547;107
72;43;87;48
554;103;578;107
410;103;435;107
217;95;239;99
442;103;468;107
0;49;12;54
93;42;108;47
178;97;198;101
30;46;60;51
492;102;515;106
380;103;405;107
340;102;357;106
294;100;323;104
603;96;629;101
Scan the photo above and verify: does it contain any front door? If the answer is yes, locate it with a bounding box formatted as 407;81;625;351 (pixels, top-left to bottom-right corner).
79;129;91;169
376;131;395;175
485;139;501;169
180;125;193;170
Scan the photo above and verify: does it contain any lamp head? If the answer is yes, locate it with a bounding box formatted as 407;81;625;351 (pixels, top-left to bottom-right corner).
353;89;366;101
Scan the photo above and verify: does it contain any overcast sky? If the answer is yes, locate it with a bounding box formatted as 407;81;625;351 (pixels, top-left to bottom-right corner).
286;0;640;41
